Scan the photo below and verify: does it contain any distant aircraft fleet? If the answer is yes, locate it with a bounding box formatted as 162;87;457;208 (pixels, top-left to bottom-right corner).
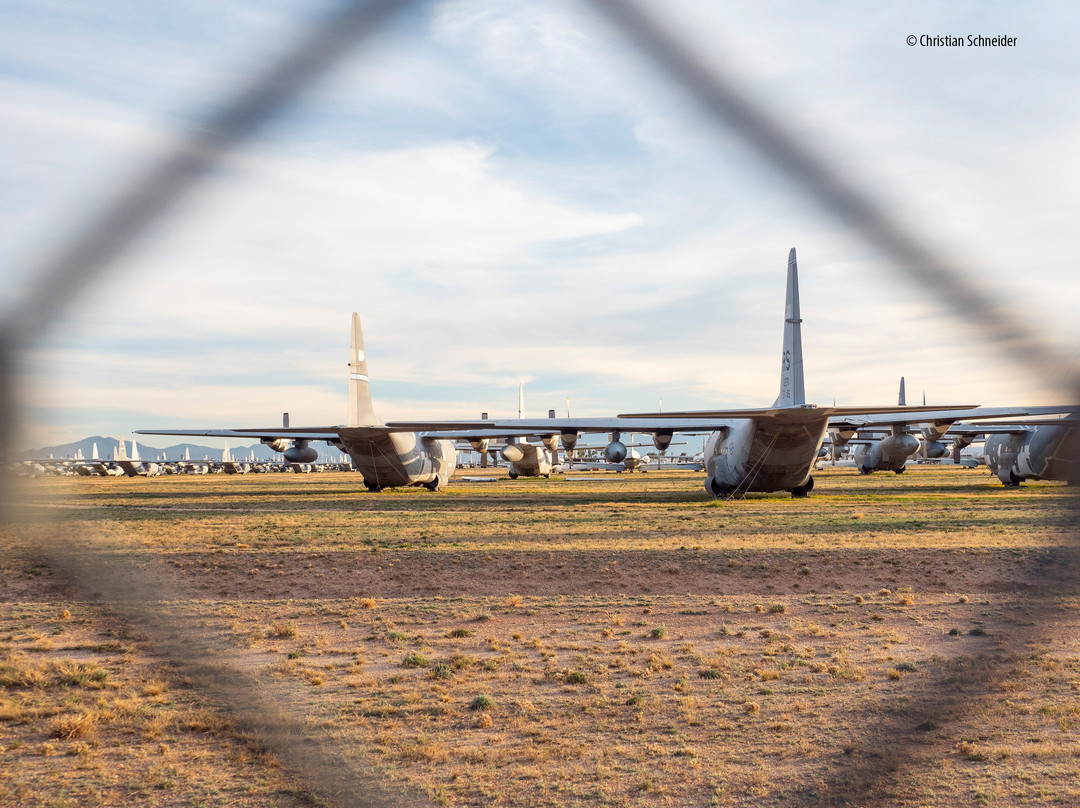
18;249;1075;494
17;437;353;478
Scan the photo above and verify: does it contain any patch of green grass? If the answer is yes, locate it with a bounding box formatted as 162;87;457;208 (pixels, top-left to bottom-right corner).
469;694;493;711
402;651;429;668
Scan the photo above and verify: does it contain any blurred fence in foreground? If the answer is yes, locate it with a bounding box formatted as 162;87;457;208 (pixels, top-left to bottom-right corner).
2;1;1076;805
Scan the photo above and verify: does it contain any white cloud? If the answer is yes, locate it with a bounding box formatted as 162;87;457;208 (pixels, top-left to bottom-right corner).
5;1;1080;447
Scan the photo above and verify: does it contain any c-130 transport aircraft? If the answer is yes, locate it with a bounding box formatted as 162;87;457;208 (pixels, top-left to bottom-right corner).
140;249;1060;497
467;248;1067;497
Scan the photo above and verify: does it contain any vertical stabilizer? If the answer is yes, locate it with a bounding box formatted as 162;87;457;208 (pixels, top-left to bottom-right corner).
347;313;379;426
898;377;906;407
92;442;99;460
773;248;806;407
222;441;231;463
131;439;140;462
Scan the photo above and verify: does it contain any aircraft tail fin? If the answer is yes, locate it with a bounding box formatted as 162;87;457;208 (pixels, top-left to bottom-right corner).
347;313;379;426
898;377;906;407
772;247;806;407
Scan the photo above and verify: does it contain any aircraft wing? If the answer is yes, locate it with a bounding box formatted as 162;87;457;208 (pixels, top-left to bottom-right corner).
826;404;1080;429
136;427;345;441
136;423;581;442
141;405;1079;444
386;416;763;434
949;415;1080;436
393;406;978;436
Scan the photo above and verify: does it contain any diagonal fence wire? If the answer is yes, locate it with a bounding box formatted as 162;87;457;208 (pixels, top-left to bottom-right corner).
1;1;426;805
2;0;1078;806
582;1;1080;803
584;0;1078;396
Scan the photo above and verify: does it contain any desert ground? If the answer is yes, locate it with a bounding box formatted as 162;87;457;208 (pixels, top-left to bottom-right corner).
2;465;1079;807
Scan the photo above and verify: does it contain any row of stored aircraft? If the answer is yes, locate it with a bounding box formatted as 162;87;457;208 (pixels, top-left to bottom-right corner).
20;438;355;478
139;249;1078;496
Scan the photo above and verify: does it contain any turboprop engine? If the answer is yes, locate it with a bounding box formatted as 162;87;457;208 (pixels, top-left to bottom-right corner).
560;431;579;452
828;427;857;448
604;432;627;464
922;440;947;459
880;431;919;459
283;439;318;464
855;429;919;473
500;442;525;463
652;431;673;451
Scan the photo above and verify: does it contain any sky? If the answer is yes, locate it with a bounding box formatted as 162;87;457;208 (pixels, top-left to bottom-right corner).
2;0;1079;449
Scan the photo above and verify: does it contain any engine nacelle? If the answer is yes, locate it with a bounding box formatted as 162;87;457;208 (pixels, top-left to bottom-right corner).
828;428;857;448
560;431;579;452
283;440;318;464
879;432;919;461
501;444;525;463
468;438;490;453
263;438;291;453
652;431;673;451
923;440;947;459
604;440;627;464
541;435;558;452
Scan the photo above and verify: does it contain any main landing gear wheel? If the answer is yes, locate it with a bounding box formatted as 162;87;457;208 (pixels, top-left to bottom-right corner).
790;476;815;498
894;467;906;475
508;472;518;480
423;481;440;492
364;481;383;493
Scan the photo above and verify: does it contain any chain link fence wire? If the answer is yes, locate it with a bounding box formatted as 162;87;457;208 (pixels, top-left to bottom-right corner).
3;0;1077;805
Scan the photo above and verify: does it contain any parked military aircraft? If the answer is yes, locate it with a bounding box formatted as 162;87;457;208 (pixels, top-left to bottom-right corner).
140;249;1065;497
949;418;1080;486
839;377;1075;475
138;314;561;491
466;249;993;497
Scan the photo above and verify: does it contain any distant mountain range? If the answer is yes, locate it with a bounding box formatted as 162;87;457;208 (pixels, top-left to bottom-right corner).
21;436;334;463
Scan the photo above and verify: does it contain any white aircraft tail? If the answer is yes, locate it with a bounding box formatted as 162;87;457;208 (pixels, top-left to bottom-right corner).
131;439;140;462
772;247;806;407
347;313;379;426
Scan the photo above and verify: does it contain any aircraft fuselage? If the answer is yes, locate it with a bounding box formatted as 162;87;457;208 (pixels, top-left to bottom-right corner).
340;430;456;490
500;439;553;479
704;415;826;496
852;428;920;473
984;426;1080;486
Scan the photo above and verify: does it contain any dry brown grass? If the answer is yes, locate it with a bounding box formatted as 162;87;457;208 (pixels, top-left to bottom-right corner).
3;466;1079;806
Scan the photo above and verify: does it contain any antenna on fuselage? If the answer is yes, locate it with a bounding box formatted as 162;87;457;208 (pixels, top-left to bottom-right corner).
772;247;805;408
